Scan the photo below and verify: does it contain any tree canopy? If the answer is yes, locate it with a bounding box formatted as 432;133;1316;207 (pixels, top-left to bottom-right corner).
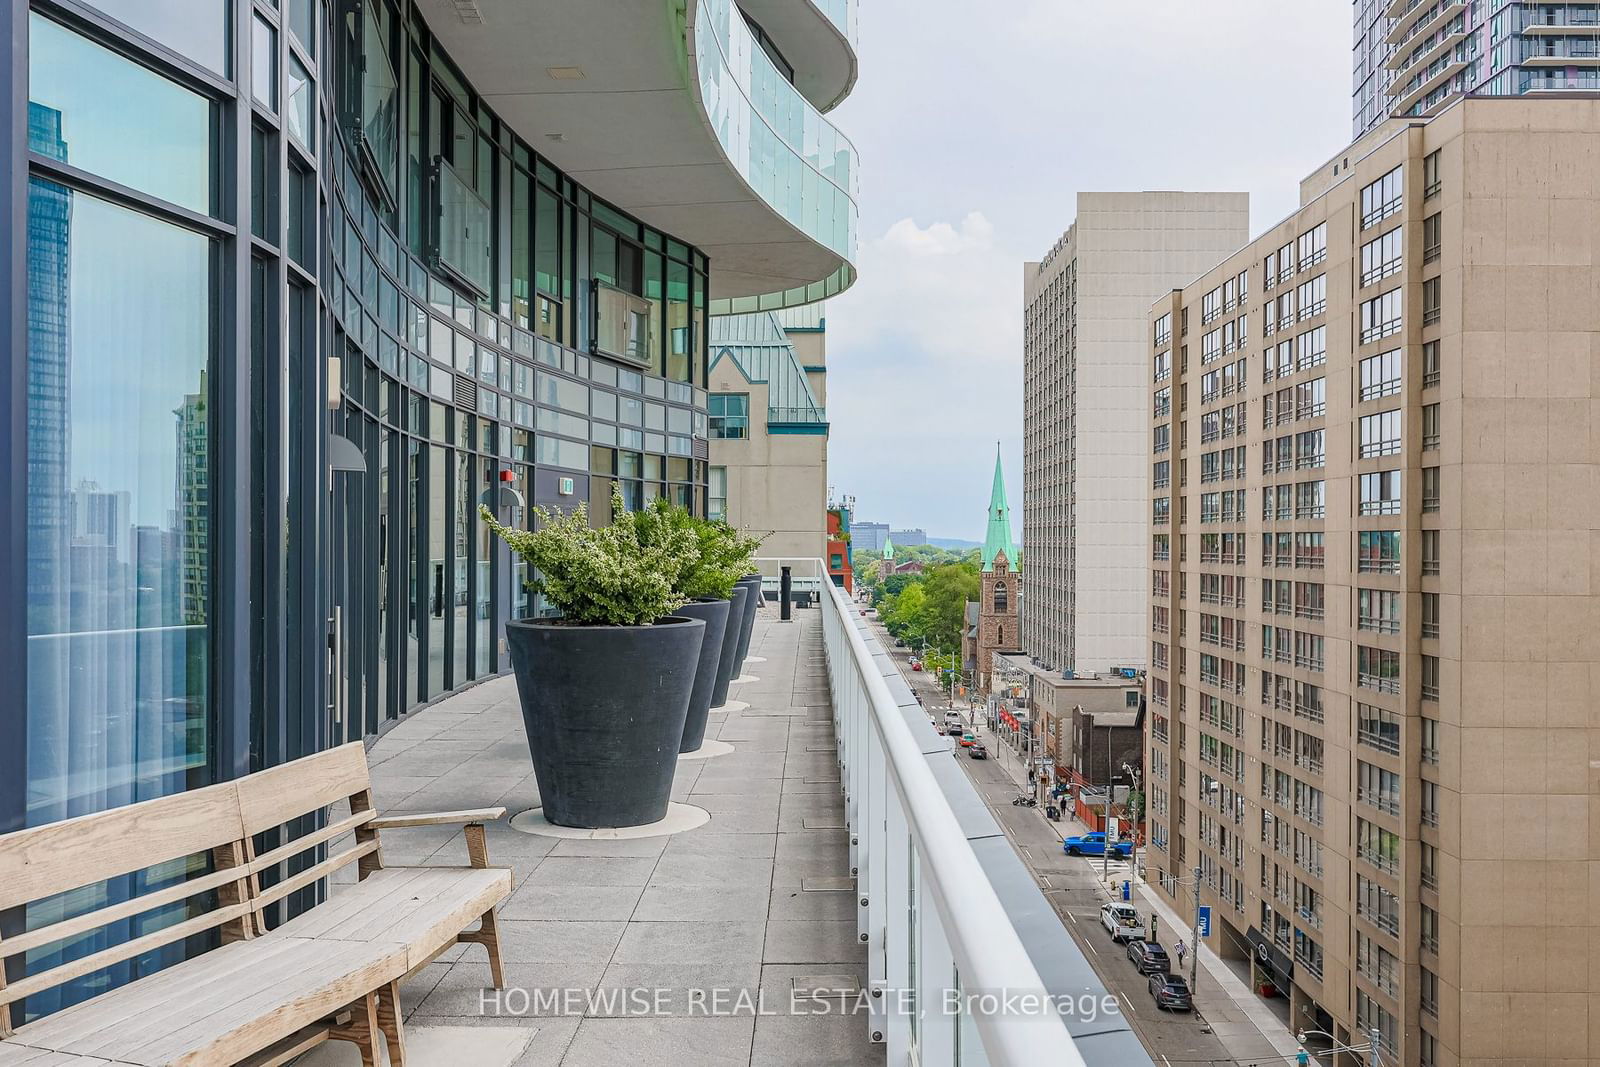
876;560;980;661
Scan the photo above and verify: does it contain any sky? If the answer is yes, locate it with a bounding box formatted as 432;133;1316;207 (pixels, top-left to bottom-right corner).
823;0;1350;543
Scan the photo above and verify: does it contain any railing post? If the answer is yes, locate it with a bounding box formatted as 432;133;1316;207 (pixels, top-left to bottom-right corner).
883;791;911;1064
865;713;888;1039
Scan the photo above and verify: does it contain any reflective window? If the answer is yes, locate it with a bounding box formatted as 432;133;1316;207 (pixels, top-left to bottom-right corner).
25;180;213;826
286;52;314;147
29;15;214;214
85;0;230;75
252;13;277;109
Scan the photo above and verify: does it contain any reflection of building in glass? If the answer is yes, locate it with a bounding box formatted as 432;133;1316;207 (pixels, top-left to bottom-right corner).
174;372;208;627
26;103;70;647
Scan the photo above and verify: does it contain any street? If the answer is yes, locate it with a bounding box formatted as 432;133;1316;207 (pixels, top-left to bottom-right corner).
862;606;1261;1067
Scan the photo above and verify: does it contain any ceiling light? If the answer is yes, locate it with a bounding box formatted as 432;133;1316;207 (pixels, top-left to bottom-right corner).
545;67;586;80
546;133;567;143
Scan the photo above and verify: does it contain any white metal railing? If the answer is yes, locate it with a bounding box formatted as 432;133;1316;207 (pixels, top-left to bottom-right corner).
757;558;1089;1067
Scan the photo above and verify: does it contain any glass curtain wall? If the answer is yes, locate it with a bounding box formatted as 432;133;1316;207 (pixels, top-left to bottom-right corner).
10;0;720;1011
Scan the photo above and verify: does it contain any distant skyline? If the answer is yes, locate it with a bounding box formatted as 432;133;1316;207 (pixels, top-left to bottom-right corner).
823;0;1347;541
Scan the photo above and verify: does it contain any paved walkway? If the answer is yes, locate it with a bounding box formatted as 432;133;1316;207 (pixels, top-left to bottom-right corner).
306;611;880;1067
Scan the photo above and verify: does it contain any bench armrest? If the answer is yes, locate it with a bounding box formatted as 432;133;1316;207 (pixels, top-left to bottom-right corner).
368;807;507;830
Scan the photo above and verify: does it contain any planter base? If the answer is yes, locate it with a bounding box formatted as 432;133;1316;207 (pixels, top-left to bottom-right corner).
677;739;735;761
731;674;760;685
720;699;750;713
744;656;766;664
508;803;710;840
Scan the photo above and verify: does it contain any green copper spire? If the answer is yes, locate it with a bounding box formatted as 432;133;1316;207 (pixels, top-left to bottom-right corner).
982;444;1017;572
882;532;895;561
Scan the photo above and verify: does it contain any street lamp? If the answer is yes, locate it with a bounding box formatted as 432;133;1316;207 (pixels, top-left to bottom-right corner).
1295;1027;1382;1067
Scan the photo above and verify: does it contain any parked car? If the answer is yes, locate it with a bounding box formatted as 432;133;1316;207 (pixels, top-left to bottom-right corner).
1126;940;1170;975
894;638;905;648
1148;973;1193;1012
967;742;988;759
910;660;923;671
1098;902;1145;943
1064;832;1135;858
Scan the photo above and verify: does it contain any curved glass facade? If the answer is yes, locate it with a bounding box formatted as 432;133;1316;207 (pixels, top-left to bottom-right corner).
696;0;859;314
7;0;722;848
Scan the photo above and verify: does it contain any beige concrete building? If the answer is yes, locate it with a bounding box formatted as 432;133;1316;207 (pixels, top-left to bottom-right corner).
990;652;1142;784
707;306;829;560
1145;97;1600;1067
1023;192;1250;677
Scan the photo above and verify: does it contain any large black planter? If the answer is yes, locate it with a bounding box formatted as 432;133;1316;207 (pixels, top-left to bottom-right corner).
505;616;705;828
709;584;748;709
670;597;731;753
731;574;762;674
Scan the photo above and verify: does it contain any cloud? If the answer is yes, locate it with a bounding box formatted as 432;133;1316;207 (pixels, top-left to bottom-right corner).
834;212;1017;373
818;0;1350;539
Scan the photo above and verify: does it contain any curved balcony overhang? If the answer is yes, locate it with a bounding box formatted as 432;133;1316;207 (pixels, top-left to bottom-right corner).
736;0;858;111
1390;57;1467;115
414;0;857;313
1386;0;1464;49
1385;31;1467;91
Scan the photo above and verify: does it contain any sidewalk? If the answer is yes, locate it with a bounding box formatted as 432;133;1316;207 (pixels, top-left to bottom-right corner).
1133;883;1303;1063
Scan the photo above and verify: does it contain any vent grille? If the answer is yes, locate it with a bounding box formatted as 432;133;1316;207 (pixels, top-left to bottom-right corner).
453;375;478;411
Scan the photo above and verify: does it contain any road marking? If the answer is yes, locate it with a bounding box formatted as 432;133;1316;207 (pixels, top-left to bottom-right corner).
1120;991;1135;1016
1084;940;1097;957
1040;875;1053;888
1160;1056;1172;1067
1066;910;1076;924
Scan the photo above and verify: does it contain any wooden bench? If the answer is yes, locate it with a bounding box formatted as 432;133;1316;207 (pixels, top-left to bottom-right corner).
0;742;511;1066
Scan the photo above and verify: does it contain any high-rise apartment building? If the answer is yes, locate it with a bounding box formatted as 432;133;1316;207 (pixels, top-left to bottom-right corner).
1023;192;1249;676
1354;0;1600;137
707;305;829;561
3;0;857;842
1146;97;1600;1066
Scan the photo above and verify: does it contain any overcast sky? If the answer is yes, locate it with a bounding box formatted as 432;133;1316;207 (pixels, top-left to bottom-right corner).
823;0;1350;542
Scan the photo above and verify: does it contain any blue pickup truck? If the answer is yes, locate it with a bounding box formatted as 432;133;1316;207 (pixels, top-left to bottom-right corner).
1062;832;1134;858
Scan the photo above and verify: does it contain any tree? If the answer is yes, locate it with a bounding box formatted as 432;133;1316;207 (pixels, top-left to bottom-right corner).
919;562;980;651
881;582;928;642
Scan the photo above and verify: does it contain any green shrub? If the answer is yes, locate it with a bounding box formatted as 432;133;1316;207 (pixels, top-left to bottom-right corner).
480;484;694;626
629;499;763;600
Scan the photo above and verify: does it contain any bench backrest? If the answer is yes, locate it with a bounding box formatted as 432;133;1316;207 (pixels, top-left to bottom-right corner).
0;742;375;1036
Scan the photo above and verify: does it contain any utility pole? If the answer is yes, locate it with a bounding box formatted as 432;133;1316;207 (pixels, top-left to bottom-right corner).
1125;762;1142;888
1101;722;1111;883
1368;1026;1381;1067
1189;866;1202;994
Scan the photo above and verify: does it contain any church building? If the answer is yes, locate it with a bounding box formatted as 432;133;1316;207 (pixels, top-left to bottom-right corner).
965;446;1021;694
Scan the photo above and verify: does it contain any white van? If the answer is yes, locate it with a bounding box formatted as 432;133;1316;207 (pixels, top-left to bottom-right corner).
1099;902;1145;943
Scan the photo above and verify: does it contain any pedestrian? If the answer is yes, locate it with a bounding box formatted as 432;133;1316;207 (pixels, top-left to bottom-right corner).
1174;938;1186;970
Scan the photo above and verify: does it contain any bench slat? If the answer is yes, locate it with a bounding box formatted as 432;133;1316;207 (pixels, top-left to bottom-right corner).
235;743;370;836
1;896;257;1007
14;939;310;1054
0;784;243;912
247;809;376;878
247;839;381;921
1;857;254;961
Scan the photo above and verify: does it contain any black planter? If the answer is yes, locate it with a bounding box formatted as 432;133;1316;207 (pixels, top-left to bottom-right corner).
731;574;762;674
505;616;705;828
709;583;748;709
670;597;731;753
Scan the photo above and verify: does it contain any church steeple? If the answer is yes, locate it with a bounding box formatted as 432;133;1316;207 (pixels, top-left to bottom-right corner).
981;444;1017;572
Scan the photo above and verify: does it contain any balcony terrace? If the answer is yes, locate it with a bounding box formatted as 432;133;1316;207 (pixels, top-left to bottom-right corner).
290;566;1137;1066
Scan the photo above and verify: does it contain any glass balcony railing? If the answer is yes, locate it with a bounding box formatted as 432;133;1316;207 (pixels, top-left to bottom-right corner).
809;0;857;45
696;0;858;314
753;556;1136;1065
